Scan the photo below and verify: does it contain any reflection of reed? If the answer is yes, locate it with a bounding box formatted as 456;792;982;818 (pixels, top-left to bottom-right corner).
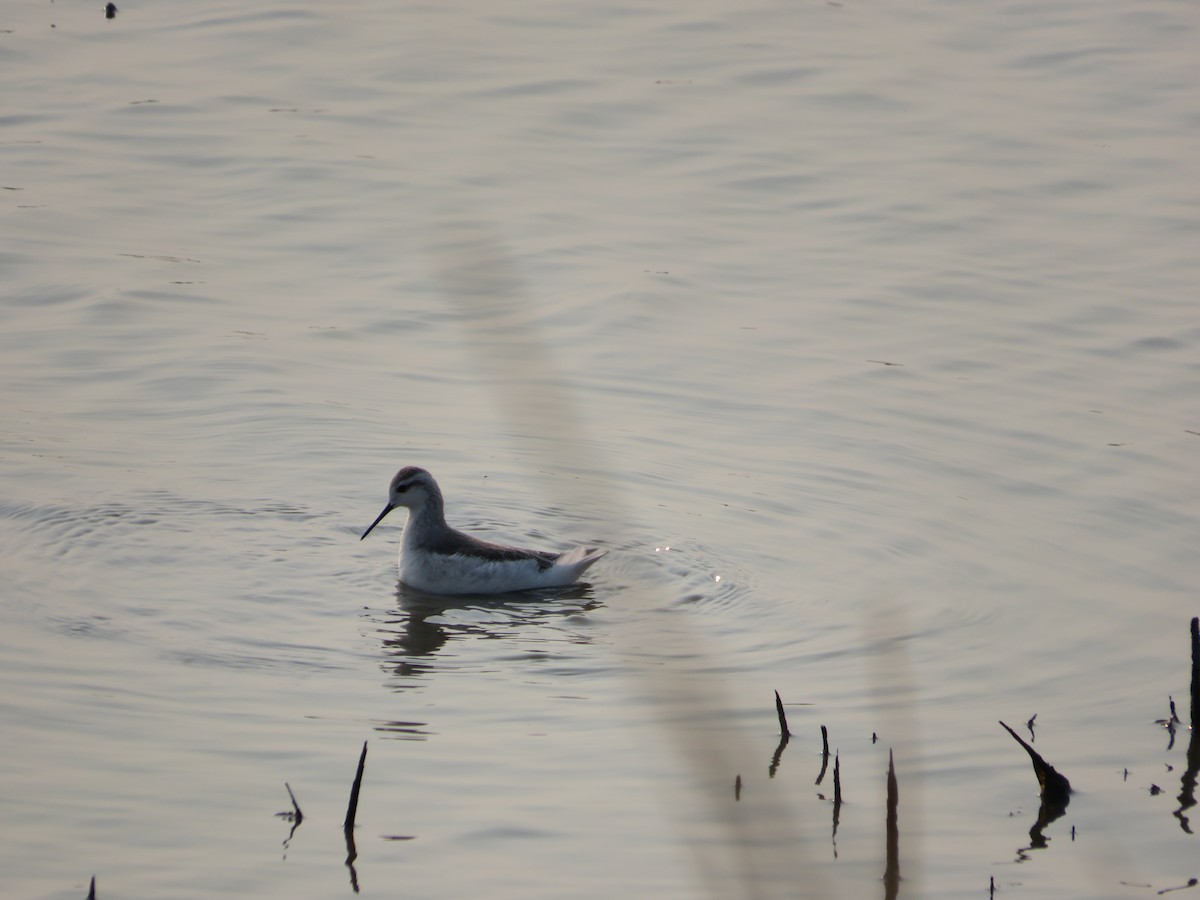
1179;730;1200;836
768;732;789;779
831;752;842;859
344;828;360;894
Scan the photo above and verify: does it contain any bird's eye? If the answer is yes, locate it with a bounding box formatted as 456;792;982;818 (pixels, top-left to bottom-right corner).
395;484;409;494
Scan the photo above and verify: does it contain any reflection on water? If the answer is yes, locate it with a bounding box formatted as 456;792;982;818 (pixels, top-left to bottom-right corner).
375;580;602;690
370;719;431;740
1177;724;1200;835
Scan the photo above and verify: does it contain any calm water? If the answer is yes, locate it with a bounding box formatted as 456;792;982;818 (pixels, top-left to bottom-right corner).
2;1;1198;898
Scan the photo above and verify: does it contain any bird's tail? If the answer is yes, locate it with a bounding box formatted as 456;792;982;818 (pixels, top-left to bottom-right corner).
558;545;608;572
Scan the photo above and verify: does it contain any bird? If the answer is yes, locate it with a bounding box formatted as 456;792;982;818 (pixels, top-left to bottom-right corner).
360;466;607;595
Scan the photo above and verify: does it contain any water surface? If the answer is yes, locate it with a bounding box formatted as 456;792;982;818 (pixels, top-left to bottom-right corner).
2;1;1198;897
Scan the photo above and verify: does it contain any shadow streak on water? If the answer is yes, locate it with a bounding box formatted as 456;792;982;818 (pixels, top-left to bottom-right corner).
426;218;836;899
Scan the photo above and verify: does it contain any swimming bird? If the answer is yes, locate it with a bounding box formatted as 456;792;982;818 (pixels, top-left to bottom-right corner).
360;466;607;595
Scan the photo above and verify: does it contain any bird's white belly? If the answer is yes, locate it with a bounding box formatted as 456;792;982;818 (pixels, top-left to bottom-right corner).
399;547;558;595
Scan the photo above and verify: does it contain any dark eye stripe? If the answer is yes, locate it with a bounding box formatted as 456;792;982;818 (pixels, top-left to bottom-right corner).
395;483;409;493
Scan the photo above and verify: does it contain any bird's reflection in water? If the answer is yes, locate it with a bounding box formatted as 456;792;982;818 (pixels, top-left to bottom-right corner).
376;580;602;690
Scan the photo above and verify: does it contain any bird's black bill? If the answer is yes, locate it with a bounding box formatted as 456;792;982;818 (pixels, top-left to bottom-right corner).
360;504;394;540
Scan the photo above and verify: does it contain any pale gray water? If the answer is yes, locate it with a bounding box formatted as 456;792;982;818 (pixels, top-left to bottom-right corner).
2;1;1198;898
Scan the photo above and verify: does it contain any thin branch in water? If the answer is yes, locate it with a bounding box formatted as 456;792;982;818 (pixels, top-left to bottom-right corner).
1001;720;1071;852
1157;876;1200;894
815;725;830;785
734;774;742;801
277;782;305;851
774;690;791;736
345;741;368;835
86;876;96;900
999;720;1071;805
1175;619;1200;834
284;782;304;824
884;749;900;900
1190;617;1200;730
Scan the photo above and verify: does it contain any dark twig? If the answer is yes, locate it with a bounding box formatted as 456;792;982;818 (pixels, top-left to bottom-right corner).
884;750;900;900
86;876;96;900
1158;876;1200;894
284;782;304;824
815;724;830;785
276;782;305;851
999;720;1071;805
1001;720;1071;851
345;741;368;835
774;690;791;737
734;774;742;801
1175;619;1200;834
1190;617;1200;730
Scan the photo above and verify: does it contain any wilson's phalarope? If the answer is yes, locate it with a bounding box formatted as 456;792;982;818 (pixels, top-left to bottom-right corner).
360;466;607;595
